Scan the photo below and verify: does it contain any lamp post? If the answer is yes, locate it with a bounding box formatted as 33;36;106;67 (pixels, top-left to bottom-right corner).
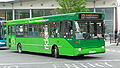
116;1;120;33
11;3;15;20
112;2;120;42
93;0;96;12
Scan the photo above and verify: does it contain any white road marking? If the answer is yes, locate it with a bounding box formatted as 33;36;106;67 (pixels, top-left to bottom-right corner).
72;64;79;68
99;60;120;61
52;64;57;68
0;60;117;65
0;59;118;67
0;61;115;68
8;65;19;68
79;63;88;68
87;63;96;67
3;65;19;68
64;64;79;68
95;63;104;67
3;66;7;68
104;62;112;67
0;62;52;65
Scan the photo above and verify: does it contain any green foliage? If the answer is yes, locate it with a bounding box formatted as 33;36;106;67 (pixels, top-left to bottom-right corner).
55;0;89;14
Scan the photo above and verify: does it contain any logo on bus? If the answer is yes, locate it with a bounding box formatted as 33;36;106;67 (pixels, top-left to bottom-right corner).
44;25;49;49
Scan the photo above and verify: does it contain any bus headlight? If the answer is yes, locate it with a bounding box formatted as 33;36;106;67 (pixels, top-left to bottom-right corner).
104;39;106;41
101;46;105;49
78;48;82;51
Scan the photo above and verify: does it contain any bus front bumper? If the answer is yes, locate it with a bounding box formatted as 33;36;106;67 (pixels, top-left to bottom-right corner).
74;46;105;56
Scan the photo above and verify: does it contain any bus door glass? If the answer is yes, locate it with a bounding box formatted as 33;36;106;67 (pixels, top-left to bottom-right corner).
60;21;73;38
97;22;105;37
96;22;102;36
89;22;104;38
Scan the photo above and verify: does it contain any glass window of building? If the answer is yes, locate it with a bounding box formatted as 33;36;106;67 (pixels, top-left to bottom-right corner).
90;8;114;33
32;9;55;17
15;9;30;19
0;9;12;20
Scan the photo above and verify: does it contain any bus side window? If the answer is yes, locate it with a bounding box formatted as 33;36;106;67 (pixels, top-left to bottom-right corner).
8;26;11;35
44;24;49;38
16;25;24;37
65;21;73;38
11;25;15;35
38;24;41;37
39;24;45;38
60;21;73;38
25;23;39;38
28;24;33;37
24;24;28;37
50;22;59;38
33;23;39;37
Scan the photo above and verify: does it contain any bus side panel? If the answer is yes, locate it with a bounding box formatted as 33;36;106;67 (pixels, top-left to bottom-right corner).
49;38;75;56
14;38;75;56
15;38;50;53
6;35;17;50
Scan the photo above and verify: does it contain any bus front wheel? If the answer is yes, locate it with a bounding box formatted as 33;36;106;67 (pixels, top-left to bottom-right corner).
52;46;59;58
17;44;22;53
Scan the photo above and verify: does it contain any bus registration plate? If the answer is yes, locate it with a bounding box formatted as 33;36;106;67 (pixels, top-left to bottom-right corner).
89;51;96;53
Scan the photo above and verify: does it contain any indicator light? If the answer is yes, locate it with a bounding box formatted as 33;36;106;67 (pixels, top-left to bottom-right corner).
74;41;78;43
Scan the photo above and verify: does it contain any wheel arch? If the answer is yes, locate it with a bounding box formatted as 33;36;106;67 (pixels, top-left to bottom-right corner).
51;44;59;54
17;42;21;45
51;44;58;49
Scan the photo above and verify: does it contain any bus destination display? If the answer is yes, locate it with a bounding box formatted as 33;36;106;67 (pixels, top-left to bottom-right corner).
79;14;102;19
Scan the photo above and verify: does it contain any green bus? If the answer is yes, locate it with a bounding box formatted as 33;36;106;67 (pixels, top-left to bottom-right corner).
6;12;105;58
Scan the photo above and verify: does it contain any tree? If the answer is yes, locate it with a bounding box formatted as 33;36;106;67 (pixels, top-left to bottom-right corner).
55;0;89;14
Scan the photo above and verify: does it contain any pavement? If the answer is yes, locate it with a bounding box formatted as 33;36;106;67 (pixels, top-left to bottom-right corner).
105;40;119;47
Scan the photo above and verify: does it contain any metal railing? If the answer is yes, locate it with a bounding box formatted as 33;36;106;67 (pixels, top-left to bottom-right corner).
108;33;117;44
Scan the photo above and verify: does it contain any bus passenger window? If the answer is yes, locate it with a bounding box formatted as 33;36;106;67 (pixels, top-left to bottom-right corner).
33;24;39;37
8;26;11;35
60;21;73;38
11;26;15;35
44;25;49;38
50;22;59;38
16;25;24;37
39;25;45;38
24;24;28;37
28;24;33;37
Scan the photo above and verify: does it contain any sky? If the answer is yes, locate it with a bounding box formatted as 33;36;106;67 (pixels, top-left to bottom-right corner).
0;0;14;2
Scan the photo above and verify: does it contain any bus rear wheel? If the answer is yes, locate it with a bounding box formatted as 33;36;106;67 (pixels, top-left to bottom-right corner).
17;44;22;53
52;46;59;58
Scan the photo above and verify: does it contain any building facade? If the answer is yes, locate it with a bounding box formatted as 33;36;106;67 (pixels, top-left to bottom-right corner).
0;0;119;33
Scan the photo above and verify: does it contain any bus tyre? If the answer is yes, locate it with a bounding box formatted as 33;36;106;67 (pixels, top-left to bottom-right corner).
52;46;59;58
17;44;22;53
79;55;84;57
